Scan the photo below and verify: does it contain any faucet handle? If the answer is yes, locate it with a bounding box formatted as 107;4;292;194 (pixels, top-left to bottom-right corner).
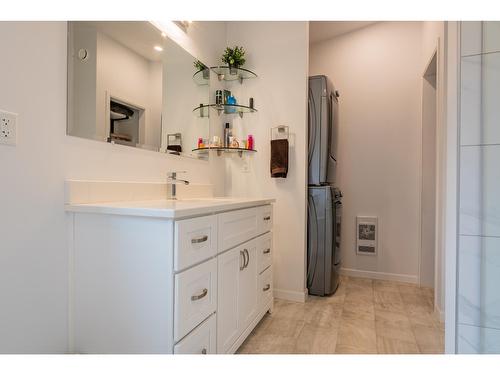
167;171;187;178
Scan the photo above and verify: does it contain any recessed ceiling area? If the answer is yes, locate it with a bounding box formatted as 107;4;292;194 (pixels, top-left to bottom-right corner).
87;21;165;61
309;21;378;44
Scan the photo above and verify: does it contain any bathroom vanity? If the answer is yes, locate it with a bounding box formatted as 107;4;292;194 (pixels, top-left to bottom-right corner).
66;187;274;354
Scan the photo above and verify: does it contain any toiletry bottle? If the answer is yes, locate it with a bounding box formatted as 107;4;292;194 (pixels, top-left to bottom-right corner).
198;137;204;148
247;135;254;150
224;123;231;148
227;95;236;113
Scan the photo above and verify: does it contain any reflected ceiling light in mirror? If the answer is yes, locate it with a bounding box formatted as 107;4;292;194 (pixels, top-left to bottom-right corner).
154;45;163;52
151;21;184;40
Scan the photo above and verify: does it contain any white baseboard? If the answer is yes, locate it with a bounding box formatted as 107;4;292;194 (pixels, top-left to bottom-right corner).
340;267;418;284
273;288;307;302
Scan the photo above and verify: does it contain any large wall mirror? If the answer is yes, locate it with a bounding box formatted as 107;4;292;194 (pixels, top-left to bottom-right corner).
67;21;209;160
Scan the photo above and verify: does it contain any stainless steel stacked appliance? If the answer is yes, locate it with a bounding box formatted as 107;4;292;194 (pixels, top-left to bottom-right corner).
307;75;342;296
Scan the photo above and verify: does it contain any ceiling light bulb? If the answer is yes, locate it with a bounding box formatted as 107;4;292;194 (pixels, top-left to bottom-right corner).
161;32;167;38
154;45;163;52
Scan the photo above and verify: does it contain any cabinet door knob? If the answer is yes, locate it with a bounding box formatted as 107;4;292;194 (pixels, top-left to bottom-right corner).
263;216;271;221
191;235;208;244
263;284;271;291
201;348;207;354
191;288;208;301
263;248;271;254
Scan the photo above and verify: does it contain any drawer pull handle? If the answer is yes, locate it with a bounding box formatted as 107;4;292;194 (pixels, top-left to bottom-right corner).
263;216;271;221
263;284;271;291
201;348;207;354
263;248;271;254
191;235;208;244
191;288;208;301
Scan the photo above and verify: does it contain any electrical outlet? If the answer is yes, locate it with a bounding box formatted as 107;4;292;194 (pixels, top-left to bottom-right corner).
0;110;17;146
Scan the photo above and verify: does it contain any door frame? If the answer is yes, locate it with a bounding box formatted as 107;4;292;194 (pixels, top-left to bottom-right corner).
419;44;439;293
444;21;460;354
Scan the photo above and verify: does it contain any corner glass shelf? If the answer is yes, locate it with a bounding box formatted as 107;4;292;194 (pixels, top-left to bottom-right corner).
192;66;258;85
192;68;210;86
212;66;258;84
193;104;258;118
192;147;257;157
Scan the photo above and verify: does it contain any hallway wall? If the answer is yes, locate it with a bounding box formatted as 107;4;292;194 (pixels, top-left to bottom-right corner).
309;22;423;283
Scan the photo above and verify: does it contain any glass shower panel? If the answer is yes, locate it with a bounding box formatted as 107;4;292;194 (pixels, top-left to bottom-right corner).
457;21;500;354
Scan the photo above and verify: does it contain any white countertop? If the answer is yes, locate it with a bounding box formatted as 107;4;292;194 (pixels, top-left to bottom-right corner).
65;197;275;219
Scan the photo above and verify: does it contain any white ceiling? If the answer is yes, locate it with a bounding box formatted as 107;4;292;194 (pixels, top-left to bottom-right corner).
87;21;165;61
309;21;378;44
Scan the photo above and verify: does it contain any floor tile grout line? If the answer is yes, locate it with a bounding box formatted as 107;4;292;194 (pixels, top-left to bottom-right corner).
238;276;442;354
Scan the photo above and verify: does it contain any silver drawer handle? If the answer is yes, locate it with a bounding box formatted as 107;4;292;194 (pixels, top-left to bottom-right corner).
201;348;207;354
191;235;208;244
263;216;271;221
263;284;271;291
191;288;208;301
263;248;271;254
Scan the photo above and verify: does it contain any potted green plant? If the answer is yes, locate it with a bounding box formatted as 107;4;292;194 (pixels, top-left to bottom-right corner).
193;60;209;80
221;46;246;75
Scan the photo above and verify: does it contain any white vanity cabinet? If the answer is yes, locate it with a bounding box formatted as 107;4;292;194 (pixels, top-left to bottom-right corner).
68;201;273;354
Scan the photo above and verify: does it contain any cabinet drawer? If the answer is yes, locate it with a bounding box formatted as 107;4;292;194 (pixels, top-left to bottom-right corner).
257;205;273;234
218;207;258;252
256;232;273;274
174;215;217;272
258;266;273;308
174;258;217;342
174;314;216;354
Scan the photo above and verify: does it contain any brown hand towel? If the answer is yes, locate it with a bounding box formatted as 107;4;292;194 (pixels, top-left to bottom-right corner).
270;139;289;178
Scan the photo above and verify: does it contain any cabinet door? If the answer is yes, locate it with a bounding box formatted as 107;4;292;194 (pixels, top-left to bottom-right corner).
238;240;259;332
217;246;243;353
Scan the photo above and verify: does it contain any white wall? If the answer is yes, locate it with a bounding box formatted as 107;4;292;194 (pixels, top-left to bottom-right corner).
309;22;423;283
224;22;310;302
0;21;226;353
96;31;162;147
161;37;209;156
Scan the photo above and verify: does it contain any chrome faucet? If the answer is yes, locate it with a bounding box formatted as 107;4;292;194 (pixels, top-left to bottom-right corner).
167;171;190;200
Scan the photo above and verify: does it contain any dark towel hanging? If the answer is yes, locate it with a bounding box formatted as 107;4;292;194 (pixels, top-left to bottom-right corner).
270;139;289;178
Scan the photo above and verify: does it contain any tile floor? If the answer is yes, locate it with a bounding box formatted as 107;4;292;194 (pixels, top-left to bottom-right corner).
237;276;444;354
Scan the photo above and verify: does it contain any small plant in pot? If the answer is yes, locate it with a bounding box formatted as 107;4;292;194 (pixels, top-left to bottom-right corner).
193;60;209;79
221;46;246;75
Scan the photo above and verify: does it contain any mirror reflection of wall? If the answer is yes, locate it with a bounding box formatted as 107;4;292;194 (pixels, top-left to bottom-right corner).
160;36;210;157
67;21;209;161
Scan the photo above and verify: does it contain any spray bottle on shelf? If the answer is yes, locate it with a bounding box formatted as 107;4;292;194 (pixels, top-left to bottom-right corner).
224;123;231;148
247;134;254;150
